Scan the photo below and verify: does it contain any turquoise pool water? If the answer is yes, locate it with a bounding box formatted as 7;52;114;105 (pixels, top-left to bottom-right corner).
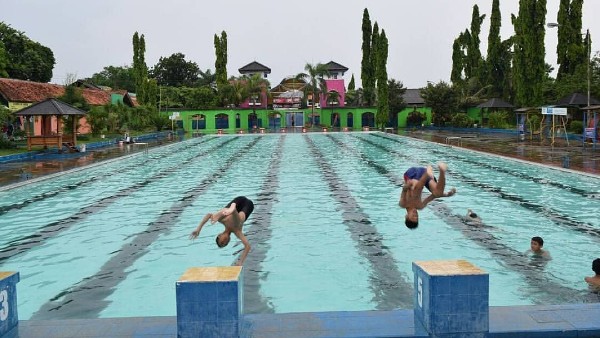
0;132;598;320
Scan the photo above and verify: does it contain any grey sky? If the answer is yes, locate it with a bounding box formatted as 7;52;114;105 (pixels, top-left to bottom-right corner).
2;1;599;89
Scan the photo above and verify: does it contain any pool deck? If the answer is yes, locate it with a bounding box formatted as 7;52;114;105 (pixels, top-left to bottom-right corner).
5;304;600;337
1;129;598;189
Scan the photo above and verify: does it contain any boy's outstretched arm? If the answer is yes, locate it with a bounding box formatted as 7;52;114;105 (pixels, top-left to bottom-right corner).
233;231;251;266
189;213;212;240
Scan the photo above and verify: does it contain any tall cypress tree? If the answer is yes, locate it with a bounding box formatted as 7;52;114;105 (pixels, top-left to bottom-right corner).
556;0;585;79
375;30;389;128
348;74;355;91
214;31;228;91
369;21;379;105
486;0;503;97
132;32;148;105
451;34;466;84
466;5;485;80
512;0;547;106
361;9;373;106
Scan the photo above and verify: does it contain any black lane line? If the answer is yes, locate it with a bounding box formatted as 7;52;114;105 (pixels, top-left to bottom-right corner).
0;137;218;217
371;133;599;200
241;135;285;314
338;134;591;303
352;134;600;239
0;137;240;265
30;137;264;319
305;135;413;310
430;202;591;305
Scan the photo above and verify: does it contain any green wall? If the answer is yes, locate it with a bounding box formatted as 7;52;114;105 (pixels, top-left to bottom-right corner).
163;107;380;133
397;107;432;128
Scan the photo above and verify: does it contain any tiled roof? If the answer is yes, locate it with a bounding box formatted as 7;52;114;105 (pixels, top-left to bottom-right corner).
555;92;600;106
324;61;348;72
0;78;110;106
403;89;425;105
239;61;271;73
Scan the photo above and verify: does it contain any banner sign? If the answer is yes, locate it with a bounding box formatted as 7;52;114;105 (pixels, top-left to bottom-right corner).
541;107;567;115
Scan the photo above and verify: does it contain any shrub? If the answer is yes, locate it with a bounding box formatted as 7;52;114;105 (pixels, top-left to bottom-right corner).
450;113;473;128
406;110;425;127
569;120;583;134
488;111;511;129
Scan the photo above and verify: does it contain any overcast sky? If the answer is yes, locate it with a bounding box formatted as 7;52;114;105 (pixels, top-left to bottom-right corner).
2;0;599;89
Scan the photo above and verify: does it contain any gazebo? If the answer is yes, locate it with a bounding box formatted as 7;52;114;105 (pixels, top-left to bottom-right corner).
476;98;514;127
514;107;540;140
15;98;87;151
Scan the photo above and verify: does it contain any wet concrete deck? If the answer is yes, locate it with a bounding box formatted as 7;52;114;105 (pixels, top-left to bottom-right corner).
1;130;598;189
400;129;600;176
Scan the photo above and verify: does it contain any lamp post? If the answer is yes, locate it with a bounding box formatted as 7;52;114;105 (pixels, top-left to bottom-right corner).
547;23;591;107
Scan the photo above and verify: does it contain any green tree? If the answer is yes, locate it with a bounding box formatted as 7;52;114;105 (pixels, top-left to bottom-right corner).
361;8;374;106
485;0;506;98
0;41;8;78
151;52;200;87
466;5;485;80
348;74;355;91
511;0;547;107
375;29;389;128
388;79;406;121
197;69;216;88
366;22;379;106
89;65;136;92
296;63;329;126
214;31;228;93
132;32;149;104
244;73;270;111
450;34;466;84
0;22;55;82
221;77;249;107
421;81;459;126
556;0;585;79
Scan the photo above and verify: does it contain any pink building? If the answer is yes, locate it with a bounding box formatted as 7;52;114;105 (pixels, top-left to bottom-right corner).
320;61;348;108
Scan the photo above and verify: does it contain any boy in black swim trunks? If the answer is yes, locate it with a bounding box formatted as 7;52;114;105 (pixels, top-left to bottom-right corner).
189;196;254;266
399;162;456;229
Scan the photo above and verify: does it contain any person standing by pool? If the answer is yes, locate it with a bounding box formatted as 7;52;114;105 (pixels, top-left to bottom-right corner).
399;162;457;229
189;196;254;266
585;258;600;288
526;236;551;260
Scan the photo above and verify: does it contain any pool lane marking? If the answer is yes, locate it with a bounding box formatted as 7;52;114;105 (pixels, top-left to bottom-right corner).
30;136;264;319
430;202;588;304
371;133;599;200
338;134;591;302
240;135;286;314
0;137;241;264
0;137;218;216
353;134;600;238
305;135;413;310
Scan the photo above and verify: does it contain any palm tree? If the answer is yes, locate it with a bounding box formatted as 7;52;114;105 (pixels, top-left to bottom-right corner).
244;73;270;110
221;77;249;107
296;63;329;126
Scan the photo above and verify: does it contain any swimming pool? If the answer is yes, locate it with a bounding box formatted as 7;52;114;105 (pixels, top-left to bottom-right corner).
0;132;598;320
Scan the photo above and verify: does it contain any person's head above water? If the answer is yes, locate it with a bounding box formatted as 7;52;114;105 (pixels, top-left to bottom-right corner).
593;258;600;275
530;236;544;252
405;208;419;229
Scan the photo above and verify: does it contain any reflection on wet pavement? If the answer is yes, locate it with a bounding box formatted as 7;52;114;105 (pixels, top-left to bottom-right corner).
401;130;600;176
1;130;598;189
0;138;182;187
